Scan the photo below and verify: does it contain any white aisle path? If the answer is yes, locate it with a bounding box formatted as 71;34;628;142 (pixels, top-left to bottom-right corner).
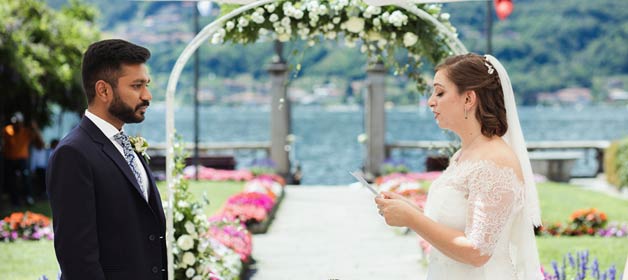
251;186;427;280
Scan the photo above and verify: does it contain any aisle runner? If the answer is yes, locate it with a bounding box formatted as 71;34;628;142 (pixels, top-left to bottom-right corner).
251;186;427;280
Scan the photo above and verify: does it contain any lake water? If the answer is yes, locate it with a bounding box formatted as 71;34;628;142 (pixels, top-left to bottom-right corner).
44;105;628;185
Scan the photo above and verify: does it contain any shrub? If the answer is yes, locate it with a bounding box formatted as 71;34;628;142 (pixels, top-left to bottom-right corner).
615;138;628;189
604;140;620;187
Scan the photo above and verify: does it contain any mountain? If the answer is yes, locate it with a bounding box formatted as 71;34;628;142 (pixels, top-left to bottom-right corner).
47;0;628;105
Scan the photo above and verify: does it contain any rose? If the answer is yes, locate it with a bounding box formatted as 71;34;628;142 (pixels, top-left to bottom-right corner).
177;234;195;251
403;32;418;47
182;252;196;266
185;221;196;234
345;17;365;33
129;136;150;162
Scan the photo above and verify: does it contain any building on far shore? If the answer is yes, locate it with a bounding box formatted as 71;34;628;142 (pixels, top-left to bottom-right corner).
536;87;592;106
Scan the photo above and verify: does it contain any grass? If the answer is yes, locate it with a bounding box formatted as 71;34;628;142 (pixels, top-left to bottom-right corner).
0;180;244;280
537;236;627;275
156;180;244;216
0;240;58;280
537;182;628;223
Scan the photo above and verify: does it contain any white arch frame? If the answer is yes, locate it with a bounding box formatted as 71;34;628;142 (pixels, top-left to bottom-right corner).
163;1;467;278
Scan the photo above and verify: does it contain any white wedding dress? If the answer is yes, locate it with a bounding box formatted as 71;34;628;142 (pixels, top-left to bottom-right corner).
423;154;526;280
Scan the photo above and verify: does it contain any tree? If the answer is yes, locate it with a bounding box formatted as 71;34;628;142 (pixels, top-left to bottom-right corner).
0;0;100;126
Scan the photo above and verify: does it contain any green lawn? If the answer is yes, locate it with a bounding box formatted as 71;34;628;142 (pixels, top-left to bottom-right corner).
537;182;628;223
0;240;58;280
537;236;627;275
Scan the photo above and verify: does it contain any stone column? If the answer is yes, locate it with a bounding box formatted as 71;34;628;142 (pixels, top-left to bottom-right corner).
365;61;386;178
268;62;291;178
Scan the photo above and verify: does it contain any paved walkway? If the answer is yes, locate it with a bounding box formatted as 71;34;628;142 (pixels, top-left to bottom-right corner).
570;174;628;200
251;185;427;280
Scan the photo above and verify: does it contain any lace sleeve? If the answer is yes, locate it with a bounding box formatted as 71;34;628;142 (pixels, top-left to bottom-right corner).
464;161;521;256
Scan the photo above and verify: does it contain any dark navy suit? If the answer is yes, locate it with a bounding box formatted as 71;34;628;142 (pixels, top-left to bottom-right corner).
47;117;167;280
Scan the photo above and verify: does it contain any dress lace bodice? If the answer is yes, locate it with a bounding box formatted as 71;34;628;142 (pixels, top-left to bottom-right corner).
423;158;525;279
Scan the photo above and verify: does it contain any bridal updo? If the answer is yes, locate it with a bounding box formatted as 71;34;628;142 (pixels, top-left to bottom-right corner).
435;53;508;137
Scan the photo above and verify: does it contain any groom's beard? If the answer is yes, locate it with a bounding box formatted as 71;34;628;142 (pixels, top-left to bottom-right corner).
108;90;149;124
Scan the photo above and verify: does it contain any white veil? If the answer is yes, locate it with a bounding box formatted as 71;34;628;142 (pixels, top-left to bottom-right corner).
485;54;543;280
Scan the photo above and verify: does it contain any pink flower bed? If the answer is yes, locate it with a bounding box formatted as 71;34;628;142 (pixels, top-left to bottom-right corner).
183;166;254;181
207;216;253;261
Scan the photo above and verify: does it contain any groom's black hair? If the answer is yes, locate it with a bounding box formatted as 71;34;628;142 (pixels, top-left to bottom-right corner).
81;39;151;104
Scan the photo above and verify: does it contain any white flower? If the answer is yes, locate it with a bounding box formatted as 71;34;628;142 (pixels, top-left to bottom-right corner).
129;136;150;161
175;212;184;222
403;32;418;47
237;17;249;28
388;10;408;27
185;267;195;278
377;39;387;49
366;6;381;16
366;31;382;41
278;33;291;42
197;240;209;253
345;17;364;33
440;13;450;21
325;31;337;39
192;276;202;280
177;234;194;251
307;40;316;46
373;18;381;27
182;252;196;266
269;14;279;22
281;17;291;27
293;10;304;19
360;45;368;53
177;200;189;208
185;221;196;234
252;12;265;24
265;3;276;13
332;17;341;24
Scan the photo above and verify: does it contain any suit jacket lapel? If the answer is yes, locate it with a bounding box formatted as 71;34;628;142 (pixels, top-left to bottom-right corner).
137;154;167;228
79;117;147;201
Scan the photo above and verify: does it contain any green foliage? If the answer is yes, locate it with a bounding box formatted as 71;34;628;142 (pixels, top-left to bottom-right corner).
604;138;628;190
0;0;100;126
604;140;621;187
443;0;628;104
614;138;628;189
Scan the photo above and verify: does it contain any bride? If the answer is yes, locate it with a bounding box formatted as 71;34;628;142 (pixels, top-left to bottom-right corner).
375;53;543;280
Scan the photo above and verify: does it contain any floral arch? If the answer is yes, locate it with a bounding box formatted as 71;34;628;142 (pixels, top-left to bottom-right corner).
163;0;467;277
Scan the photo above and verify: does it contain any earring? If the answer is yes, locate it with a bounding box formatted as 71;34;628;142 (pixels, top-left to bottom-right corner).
464;107;468;119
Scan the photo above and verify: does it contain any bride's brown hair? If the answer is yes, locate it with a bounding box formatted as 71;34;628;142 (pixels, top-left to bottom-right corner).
435;53;507;137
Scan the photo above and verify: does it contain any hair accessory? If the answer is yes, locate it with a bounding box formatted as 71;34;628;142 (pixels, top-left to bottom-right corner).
484;61;495;74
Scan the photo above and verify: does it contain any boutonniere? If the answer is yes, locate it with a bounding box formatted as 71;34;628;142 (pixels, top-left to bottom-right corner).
129;136;151;162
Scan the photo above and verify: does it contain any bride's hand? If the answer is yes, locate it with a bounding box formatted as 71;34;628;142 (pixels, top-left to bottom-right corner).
380;191;423;213
375;192;423;227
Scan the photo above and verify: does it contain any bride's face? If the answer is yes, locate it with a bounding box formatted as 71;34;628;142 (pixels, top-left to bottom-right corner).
427;69;466;131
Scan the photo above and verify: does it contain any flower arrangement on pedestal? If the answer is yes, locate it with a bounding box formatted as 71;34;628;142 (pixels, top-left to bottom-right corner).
217;0;456;88
0;211;54;241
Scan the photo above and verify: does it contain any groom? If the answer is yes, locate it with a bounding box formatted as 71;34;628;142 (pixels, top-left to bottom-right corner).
47;39;167;280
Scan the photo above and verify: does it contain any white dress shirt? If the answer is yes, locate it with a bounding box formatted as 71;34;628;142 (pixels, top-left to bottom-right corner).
84;110;149;201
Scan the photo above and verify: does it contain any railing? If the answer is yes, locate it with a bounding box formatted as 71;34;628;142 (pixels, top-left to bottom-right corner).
147;141;271;156
385;140;611;176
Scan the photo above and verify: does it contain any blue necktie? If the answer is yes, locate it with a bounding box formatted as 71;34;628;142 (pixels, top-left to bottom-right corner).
113;132;146;200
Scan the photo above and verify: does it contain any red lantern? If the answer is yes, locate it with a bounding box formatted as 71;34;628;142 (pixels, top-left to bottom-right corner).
494;0;514;20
